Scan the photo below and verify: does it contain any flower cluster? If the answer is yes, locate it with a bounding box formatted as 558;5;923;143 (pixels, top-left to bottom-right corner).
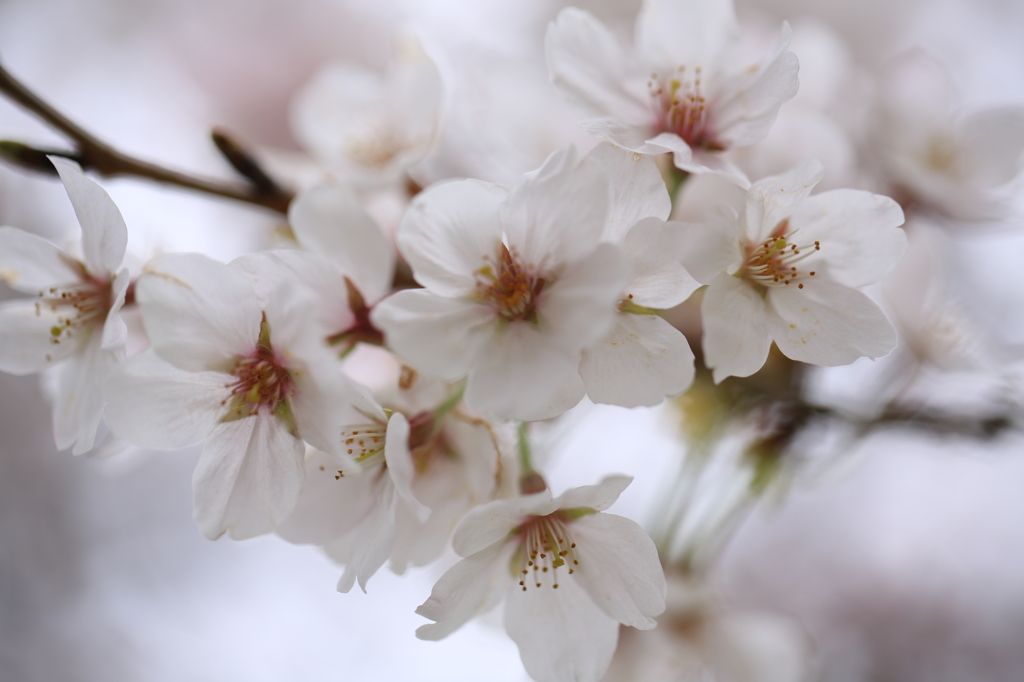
2;0;1022;680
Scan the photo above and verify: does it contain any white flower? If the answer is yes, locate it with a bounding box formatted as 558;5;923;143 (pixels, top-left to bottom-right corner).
371;146;629;421
292;29;443;185
546;0;799;187
577;143;700;407
104;252;380;540
278;378;511;592
0;157;129;454
870;50;1024;223
682;160;906;382
416;475;667;682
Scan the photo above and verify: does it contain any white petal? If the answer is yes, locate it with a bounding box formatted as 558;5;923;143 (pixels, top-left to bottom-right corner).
415;539;510;641
370;289;495;379
0;227;81;294
453;491;556;558
743;160;824;243
0;299;81;374
635;0;737;67
552;474;632;512
580;143;672;242
505;575;620;682
384;412;431;521
541;242;630;350
398;179;506;298
713;26;800;149
677;209;744;285
580;313;695;407
276;449;376;545
788;189;906;288
103;350;232;450
959;107;1024;188
766;282;897;366
100;268;130;352
702;273;771;382
545;9;650;124
50;156;127;277
570;512;667;629
622;217;700;308
137;253;261;372
647;133;750;188
502;147;608;271
334;477;397;593
288;184;395;303
192;412;306;540
579;118;666;156
465;323;587;421
231;249;353;333
51;331;116;454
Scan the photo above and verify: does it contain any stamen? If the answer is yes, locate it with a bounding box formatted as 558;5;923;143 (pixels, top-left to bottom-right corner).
513;512;581;591
474;244;545;322
742;227;822;289
648;64;721;150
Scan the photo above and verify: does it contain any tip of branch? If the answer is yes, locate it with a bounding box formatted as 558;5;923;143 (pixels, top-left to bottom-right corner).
211;127;284;196
0;140;74;176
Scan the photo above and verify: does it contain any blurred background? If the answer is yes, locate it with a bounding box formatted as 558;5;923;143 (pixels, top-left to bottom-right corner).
2;0;1024;680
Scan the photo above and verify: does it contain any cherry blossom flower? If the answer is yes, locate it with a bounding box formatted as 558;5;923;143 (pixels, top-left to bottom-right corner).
681;160;906;382
233;182;395;354
104;252;380;540
415;475;666;682
546;0;799;187
872;50;1024;223
292;29;443;185
278;376;512;592
577;143;700;407
370;146;629;421
0;157;129;454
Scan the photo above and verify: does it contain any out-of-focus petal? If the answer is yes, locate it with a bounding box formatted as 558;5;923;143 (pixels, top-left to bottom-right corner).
288;184;395;303
546;9;650;124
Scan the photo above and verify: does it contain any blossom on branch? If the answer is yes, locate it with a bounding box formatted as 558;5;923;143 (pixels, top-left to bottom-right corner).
416;475;667;682
105;253;380;540
546;0;799;187
681;160;906;381
0;157;129;454
371;146;628;421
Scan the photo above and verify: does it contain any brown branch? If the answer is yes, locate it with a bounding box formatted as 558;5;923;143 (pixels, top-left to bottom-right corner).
0;62;293;214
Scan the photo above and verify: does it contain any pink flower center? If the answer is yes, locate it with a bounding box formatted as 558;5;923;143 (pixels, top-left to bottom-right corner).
474;244;545;322
741;220;820;289
648;66;724;151
225;313;295;418
515;512;580;591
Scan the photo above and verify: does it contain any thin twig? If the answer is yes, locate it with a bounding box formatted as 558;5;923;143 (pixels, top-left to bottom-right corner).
0;62;293;214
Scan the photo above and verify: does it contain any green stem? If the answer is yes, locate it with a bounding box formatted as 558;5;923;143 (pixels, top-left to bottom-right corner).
517;421;533;473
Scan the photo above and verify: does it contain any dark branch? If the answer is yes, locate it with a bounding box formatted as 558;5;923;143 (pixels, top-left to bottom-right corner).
0;62;293;214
